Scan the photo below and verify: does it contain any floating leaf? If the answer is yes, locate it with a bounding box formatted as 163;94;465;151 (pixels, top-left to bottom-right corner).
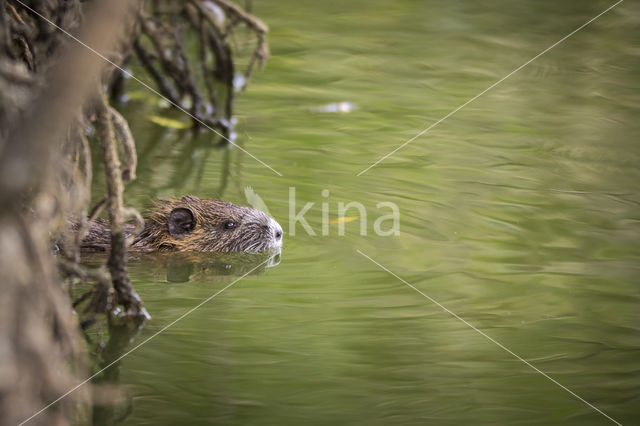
329;216;359;224
148;115;191;129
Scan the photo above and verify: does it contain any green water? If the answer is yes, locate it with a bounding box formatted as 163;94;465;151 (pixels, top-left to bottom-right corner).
91;1;639;424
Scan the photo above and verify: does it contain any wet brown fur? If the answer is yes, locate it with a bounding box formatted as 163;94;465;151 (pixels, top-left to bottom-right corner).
81;196;281;253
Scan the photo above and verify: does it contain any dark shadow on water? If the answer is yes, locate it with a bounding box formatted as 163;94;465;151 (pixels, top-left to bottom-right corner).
90;319;141;426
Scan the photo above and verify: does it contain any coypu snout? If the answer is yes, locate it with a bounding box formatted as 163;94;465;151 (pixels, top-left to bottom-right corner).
131;195;283;253
81;195;282;253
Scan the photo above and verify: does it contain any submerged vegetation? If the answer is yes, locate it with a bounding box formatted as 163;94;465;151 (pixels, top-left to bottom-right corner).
0;0;267;423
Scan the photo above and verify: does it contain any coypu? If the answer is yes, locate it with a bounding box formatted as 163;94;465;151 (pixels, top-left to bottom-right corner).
82;195;283;253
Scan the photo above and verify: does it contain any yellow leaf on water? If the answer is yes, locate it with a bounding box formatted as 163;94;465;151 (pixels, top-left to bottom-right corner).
329;216;359;224
148;115;192;129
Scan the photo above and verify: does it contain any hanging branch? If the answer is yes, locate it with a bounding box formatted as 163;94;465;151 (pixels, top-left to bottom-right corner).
94;91;148;320
132;0;269;138
203;0;269;85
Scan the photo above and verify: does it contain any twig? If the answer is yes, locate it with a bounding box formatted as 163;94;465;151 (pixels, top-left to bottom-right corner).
95;91;147;319
110;106;137;182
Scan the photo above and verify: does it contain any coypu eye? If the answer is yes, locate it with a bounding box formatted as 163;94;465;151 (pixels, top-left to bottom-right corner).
223;220;237;230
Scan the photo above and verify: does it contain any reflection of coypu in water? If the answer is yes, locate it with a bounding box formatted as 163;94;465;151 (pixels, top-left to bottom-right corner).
160;250;281;282
82;195;283;253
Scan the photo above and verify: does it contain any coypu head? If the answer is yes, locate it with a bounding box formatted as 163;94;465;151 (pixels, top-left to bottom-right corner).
132;195;283;253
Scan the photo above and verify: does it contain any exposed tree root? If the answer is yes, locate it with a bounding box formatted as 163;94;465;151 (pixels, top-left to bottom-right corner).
0;0;268;423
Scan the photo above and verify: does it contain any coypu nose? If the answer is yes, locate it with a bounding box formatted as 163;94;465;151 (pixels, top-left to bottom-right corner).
270;218;283;244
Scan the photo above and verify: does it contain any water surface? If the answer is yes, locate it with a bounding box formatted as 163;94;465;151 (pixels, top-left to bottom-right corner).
91;1;639;424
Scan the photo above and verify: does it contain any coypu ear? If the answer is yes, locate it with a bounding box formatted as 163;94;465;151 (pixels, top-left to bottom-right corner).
168;207;196;238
